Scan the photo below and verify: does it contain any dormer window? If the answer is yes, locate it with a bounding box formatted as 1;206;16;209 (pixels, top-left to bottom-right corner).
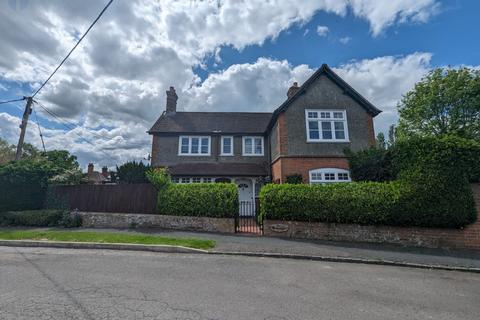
306;110;349;142
242;136;264;156
178;136;211;155
221;136;234;156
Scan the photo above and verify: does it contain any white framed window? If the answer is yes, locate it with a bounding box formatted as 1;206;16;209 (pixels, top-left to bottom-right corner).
221;136;234;156
202;177;212;183
309;168;351;184
180;177;191;184
305;110;349;142
242;136;264;156
192;177;202;183
172;177;180;184
178;136;211;155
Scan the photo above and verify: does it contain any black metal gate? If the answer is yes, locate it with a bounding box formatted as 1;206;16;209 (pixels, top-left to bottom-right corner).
235;199;263;234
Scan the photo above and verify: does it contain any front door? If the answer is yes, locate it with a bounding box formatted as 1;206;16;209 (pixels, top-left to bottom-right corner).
236;178;254;216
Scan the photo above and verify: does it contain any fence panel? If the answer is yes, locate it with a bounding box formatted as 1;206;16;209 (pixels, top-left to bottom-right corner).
50;184;158;214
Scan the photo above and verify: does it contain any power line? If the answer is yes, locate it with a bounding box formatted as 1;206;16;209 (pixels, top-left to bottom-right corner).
32;104;46;152
31;0;114;98
34;100;108;140
33;100;119;159
0;97;26;105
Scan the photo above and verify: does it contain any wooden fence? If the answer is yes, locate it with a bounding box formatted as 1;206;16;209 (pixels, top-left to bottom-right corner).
50;184;158;214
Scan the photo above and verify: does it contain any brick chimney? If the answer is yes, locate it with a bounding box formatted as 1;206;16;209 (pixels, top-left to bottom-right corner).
87;163;94;174
101;166;109;178
287;82;299;98
166;86;178;114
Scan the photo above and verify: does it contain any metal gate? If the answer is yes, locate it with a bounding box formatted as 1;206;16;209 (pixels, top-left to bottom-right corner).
235;199;263;234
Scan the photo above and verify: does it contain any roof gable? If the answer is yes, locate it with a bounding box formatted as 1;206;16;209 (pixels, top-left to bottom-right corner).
267;64;381;130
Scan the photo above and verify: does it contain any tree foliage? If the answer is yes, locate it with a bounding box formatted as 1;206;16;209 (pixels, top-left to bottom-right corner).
397;67;480;140
116;161;149;184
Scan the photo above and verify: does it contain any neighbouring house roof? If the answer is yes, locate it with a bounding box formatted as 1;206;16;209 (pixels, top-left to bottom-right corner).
267;64;382;131
168;163;269;176
148;112;273;134
87;171;108;184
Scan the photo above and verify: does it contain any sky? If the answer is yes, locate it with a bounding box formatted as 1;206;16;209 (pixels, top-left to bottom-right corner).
0;0;479;170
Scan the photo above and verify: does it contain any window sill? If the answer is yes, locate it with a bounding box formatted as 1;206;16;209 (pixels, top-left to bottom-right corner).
242;154;265;157
306;140;350;143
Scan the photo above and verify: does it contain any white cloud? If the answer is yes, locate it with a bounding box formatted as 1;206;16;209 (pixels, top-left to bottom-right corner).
316;25;330;37
339;36;352;44
348;0;440;36
0;0;441;166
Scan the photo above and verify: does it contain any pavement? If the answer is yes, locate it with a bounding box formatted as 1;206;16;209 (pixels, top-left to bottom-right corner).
1;246;479;320
88;227;480;269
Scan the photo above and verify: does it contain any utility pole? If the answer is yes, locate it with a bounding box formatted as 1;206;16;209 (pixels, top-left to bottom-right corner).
15;97;33;161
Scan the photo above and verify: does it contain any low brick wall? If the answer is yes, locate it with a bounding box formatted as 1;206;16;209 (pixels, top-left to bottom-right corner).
78;212;235;234
264;184;480;250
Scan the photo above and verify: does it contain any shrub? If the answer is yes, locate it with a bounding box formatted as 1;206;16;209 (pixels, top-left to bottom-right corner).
285;174;303;184
146;168;172;190
259;176;477;228
391;135;480;182
116;161;150;184
0;210;66;227
157;183;238;218
0;158;55;212
345;147;394;182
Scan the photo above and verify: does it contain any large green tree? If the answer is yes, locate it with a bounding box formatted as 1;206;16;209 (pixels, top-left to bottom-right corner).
397;67;480;140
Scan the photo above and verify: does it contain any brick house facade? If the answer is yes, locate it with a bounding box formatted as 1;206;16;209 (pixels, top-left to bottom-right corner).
148;64;381;204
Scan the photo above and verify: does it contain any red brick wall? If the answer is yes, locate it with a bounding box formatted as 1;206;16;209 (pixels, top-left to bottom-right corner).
366;116;376;146
265;184;480;250
271;157;349;183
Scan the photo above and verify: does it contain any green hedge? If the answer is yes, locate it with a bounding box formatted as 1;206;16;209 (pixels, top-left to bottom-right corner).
0;210;65;227
259;178;477;228
0;184;47;212
392;135;480;182
157;183;238;218
0;209;82;228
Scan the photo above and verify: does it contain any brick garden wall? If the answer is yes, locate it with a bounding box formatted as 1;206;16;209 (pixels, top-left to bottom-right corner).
264;184;480;250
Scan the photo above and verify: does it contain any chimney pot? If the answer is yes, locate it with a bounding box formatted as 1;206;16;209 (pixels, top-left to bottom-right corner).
287;82;300;98
101;166;109;178
166;86;178;114
88;163;94;174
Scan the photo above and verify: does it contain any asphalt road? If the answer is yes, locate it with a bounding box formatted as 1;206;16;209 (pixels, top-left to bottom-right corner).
0;247;479;320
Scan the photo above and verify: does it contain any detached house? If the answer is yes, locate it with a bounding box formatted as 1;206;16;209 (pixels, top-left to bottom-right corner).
148;64;381;206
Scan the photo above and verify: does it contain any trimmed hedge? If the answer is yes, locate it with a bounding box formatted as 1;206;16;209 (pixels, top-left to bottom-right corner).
391;135;480;182
157;183;238;218
0;210;65;227
259;178;477;228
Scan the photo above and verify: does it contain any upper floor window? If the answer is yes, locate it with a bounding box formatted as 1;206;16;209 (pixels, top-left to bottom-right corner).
305;110;349;142
243;136;264;156
309;168;351;184
178;136;211;155
221;136;234;156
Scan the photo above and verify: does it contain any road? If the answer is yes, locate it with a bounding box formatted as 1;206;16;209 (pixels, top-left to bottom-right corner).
0;247;479;320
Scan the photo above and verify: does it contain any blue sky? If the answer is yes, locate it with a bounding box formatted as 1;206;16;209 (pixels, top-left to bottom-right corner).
0;0;478;168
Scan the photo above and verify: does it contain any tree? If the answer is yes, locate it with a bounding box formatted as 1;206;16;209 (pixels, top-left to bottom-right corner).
387;124;397;147
376;132;386;149
116;161;149;184
0;138;15;165
397;67;480;140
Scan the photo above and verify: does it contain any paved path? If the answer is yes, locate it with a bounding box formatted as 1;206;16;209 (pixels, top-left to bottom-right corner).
85;228;480;268
1;246;479;320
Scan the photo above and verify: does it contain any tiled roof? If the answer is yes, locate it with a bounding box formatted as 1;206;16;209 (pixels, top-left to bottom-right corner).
168;162;269;176
148;112;272;134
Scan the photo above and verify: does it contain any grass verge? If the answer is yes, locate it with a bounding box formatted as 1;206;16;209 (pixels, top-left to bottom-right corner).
0;230;215;250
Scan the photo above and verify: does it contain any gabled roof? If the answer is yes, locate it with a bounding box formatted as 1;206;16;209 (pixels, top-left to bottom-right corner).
267;64;381;130
148;112;272;134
